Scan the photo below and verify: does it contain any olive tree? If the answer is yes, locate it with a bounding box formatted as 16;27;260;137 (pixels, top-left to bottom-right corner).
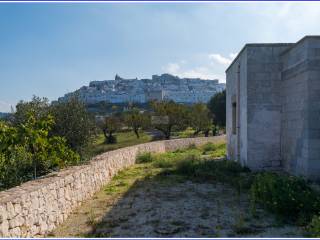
49;96;97;154
207;90;226;127
150;101;188;139
101;115;122;144
189;103;212;137
124;108;150;138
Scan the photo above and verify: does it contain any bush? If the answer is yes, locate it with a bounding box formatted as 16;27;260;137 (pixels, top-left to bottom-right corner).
202;142;216;154
308;215;320;237
0;147;33;189
50;96;97;155
207;90;226;127
0;111;80;190
136;152;153;163
250;172;320;222
174;157;250;188
210;143;226;158
174;154;201;175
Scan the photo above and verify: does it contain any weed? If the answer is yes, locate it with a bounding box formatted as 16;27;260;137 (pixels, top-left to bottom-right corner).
136;152;153;163
87;209;97;226
308;215;320;237
250;172;320;223
201;142;216;154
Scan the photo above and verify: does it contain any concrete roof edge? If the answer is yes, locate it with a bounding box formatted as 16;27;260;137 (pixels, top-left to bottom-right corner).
280;35;320;56
225;43;294;73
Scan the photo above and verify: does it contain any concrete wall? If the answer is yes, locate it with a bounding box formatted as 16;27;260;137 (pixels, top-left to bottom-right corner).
226;48;248;165
226;36;320;181
306;38;320;180
281;40;310;177
0;136;225;237
246;45;290;170
281;37;320;179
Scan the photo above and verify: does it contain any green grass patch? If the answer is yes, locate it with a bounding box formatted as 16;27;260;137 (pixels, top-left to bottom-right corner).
136;152;153;163
200;142;226;158
90;131;152;156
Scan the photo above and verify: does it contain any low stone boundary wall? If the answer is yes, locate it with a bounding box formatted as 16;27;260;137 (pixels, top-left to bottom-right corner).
0;136;225;237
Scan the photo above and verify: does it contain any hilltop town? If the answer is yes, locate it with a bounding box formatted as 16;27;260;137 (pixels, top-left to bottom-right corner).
58;73;226;105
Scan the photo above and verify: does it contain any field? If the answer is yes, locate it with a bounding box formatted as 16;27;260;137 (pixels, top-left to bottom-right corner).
88;131;152;156
52;142;308;238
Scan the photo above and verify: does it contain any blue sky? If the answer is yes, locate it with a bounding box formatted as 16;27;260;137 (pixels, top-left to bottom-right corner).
1;2;320;112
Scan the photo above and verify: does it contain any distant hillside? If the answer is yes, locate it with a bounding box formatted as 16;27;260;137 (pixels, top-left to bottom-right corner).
58;73;226;107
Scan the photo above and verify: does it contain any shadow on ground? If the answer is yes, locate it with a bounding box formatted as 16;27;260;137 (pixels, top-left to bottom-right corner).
83;173;303;237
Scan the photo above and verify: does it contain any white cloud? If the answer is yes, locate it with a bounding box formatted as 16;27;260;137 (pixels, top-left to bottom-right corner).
229;53;238;60
163;62;225;81
208;53;238;66
245;2;320;41
208;54;232;65
162;52;240;83
0;101;13;113
166;63;181;73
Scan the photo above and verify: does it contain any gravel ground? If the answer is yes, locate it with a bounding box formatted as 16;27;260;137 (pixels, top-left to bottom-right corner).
52;166;305;238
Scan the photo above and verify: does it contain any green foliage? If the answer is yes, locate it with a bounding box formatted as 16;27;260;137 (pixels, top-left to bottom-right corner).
101;116;122;144
201;142;216;154
0;147;33;189
0;110;80;190
201;142;226;158
90;131;151;156
136;152;153;163
250;172;320;222
308;215;320;237
189;103;212;136
124;108;150;139
210;143;226;158
13;96;50;126
150;101;189;139
207;90;226;127
174;158;250;187
177;127;196;138
50;95;97;154
174;153;201;175
152;148;201;169
47;136;80;168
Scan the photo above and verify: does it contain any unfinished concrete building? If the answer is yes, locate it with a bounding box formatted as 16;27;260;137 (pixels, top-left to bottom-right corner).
226;36;320;180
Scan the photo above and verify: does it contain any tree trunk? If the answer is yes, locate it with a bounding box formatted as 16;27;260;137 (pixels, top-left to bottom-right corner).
103;128;108;140
204;130;209;137
165;126;172;139
212;126;217;136
134;128;140;139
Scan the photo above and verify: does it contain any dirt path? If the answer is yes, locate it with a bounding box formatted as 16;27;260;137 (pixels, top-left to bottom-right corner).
51;163;304;237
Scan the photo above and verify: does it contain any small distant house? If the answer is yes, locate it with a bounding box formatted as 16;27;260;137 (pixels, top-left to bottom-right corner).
226;36;320;180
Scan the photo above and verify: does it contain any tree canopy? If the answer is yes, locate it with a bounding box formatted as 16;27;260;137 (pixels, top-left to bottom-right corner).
207;90;226;127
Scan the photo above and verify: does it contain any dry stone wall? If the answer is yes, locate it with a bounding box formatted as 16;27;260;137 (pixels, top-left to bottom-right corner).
0;136;225;237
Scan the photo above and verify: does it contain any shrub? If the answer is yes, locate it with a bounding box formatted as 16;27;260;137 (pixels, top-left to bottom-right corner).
136;152;153;163
152;153;179;168
250;172;320;222
0;147;33;189
207;90;226;127
202;142;216;154
0;111;80;190
174;154;201;175
50;95;97;155
174;157;250;188
308;215;320;237
210;143;226;158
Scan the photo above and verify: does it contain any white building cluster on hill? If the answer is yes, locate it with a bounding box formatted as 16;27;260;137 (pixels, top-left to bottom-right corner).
58;73;226;104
